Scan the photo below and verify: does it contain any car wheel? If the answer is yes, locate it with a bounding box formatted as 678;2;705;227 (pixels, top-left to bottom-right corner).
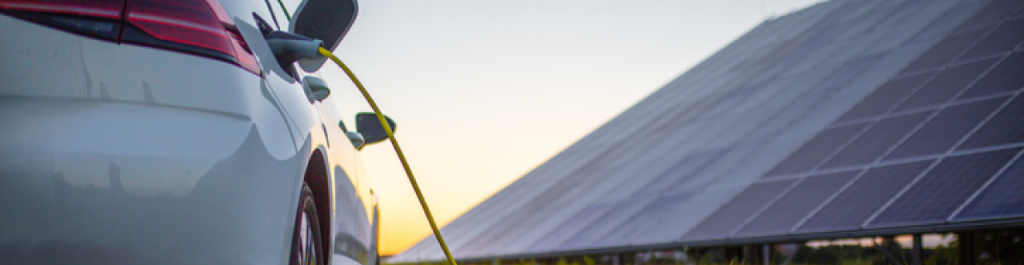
291;183;323;265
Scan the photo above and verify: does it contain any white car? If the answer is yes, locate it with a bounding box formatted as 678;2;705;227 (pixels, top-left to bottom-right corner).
0;0;390;264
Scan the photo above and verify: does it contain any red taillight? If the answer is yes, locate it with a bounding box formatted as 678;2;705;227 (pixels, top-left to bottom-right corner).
124;0;261;75
127;1;234;55
0;0;261;76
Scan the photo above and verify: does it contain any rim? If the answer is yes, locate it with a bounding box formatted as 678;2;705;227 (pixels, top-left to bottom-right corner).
298;211;318;265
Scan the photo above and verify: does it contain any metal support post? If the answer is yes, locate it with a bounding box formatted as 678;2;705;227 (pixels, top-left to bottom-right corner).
911;234;922;265
763;245;771;265
959;232;975;265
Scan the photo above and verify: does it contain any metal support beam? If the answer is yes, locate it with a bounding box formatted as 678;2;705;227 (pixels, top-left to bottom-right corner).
911;234;922;265
959;232;975;265
762;245;770;265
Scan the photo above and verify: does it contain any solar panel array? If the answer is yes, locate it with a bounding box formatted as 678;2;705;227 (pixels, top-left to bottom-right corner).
391;0;1024;261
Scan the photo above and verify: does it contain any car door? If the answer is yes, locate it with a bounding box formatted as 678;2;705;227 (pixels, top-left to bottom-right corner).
255;0;374;262
314;92;375;264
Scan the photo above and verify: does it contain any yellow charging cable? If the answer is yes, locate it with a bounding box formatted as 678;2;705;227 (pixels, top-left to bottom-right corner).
319;47;458;265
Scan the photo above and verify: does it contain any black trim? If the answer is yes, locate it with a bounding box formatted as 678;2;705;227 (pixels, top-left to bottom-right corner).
0;11;121;40
120;23;239;66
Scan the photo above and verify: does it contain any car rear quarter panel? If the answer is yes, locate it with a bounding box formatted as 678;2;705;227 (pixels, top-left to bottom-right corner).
0;10;368;264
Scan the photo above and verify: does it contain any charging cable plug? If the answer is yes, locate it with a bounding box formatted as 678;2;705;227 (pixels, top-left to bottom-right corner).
264;31;324;73
267;37;323;59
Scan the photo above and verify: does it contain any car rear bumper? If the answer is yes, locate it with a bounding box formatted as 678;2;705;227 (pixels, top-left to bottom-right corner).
0;97;309;265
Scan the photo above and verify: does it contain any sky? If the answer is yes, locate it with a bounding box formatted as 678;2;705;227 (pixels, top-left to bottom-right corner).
280;0;822;256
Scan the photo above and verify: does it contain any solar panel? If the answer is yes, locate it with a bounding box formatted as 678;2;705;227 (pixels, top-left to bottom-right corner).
812;54;885;95
590;193;694;248
682;179;795;240
795;160;932;233
906;0;991;45
900;27;991;73
556;198;654;250
765;124;868;176
836;72;935;122
953;0;1024;32
959;18;1024;60
629;187;745;245
391;1;1024;261
894;57;999;111
868;148;1021;227
734;170;858;237
820;111;932;169
455;210;552;256
954;155;1024;221
884;96;1010;160
958;51;1024;99
523;202;618;253
958;95;1024;150
634;150;724;195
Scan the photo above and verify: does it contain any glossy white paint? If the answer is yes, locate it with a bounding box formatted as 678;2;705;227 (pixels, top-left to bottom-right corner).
0;0;377;263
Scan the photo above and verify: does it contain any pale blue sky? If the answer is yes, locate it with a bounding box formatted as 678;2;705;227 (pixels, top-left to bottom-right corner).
278;0;822;254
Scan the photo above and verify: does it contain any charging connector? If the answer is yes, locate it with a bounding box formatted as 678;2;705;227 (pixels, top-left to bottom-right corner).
264;31;324;75
267;38;323;59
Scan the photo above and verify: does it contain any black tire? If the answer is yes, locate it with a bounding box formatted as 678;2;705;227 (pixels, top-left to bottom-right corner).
291;183;323;265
